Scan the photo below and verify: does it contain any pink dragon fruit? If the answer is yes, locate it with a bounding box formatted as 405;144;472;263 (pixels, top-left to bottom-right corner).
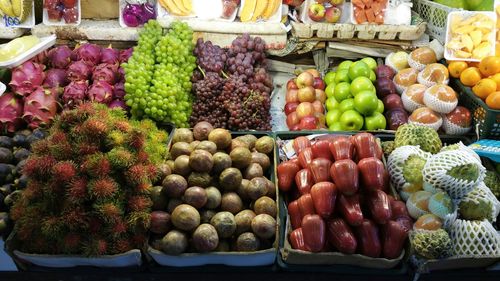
63;81;89;108
43;69;69;89
23;87;59;129
113;81;125;100
9;61;46;96
92;63;118;85
0;92;24;133
101;47;120;64
74;43;102;66
48;45;73;69
117;67;125;81
67;61;92;81
88;81;113;104
119;48;133;63
108;99;127;110
31;49;49;65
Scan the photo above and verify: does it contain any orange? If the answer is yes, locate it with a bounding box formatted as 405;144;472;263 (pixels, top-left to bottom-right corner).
472;78;497;100
496;44;500;57
479;56;500;77
460;67;482;87
486;91;500;109
490;73;500;91
448;61;469;78
468;62;480;68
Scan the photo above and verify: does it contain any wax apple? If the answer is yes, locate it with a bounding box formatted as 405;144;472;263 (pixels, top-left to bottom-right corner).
296;72;314;88
298;147;314;169
296;102;314;120
311;140;332;160
382;221;408;259
366;190;392;225
351;76;375;96
358;157;388;191
295;168;314;195
355;219;381;258
354;91;378;116
311;182;337;218
340;110;364;131
327;218;357;254
290;228;308;250
309;158;332;183
298;194;315;217
285;102;299;115
293;136;311;154
337;194;364;226
330;159;359;195
313;77;326;90
302;215;326;252
365;112;387;130
277;161;301;191
325;6;341;23
329;136;354;161
351;132;382;160
288;200;302;229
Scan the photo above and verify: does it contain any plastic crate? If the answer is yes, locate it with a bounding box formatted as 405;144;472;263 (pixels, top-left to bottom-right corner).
413;0;462;43
450;79;500;140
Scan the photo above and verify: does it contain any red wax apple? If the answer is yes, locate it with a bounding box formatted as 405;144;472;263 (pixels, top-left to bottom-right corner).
298;147;314;169
391;200;410;219
293;136;312;154
309;158;332;183
358;157;388;191
337;194;364;226
288;200;303;230
277;161;301;192
298;194;315;217
351;132;382;160
302;214;326;252
311;140;332;160
327;218;357;254
310;182;337;219
329;136;355;161
295;168;314;195
290;228;308;251
330;159;359;195
382;221;408;259
366;190;392;225
355;219;382;258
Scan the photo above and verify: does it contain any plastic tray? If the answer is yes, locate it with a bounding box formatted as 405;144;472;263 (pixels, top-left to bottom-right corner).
469;139;500;162
444;11;497;62
155;0;238;24
43;0;82;26
238;0;282;23
413;0;462;44
0;82;5;95
298;0;350;24
0;35;57;69
119;0;159;28
0;2;35;29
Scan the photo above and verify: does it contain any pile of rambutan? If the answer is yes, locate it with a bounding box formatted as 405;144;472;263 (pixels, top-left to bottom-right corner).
7;103;168;256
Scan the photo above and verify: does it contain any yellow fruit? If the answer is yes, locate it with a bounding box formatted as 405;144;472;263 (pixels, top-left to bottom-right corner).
251;0;268;21
479;56;500;77
460;67;482;87
263;0;280;19
472;78;496;100
448;61;469;78
454;50;472;58
181;0;192;12
473;41;492;60
486;91;500;109
240;0;257;22
470;30;483;48
461;35;474;53
0;35;40;63
489;73;500;91
161;0;187;16
0;0;15;17
173;0;190;15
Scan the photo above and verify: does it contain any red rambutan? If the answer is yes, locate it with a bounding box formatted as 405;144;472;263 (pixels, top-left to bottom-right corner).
128;195;152;212
10;201;27;221
88;217;103;233
23;156;57;179
67;177;88;202
81;154;111;178
126;211;151;230
94;202;123;223
52;161;77;183
145;164;159;181
136;150;149;163
88;177;118;199
127;129;145;150
16;222;36;241
135;182;152;194
131;233;147;248
112;238;133;254
111;217;128;236
31;139;50;155
81;119;109;138
62;233;82;253
77;143;100;156
22;180;44;200
58;109;85;128
115;121;131;133
76;102;97;117
41;216;64;239
50;131;69;144
62;208;89;230
96;239;108;255
124;164;150;186
107;148;135;170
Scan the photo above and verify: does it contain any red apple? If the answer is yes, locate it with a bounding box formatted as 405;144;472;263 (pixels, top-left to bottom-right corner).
445;106;471;128
300;116;319;130
290;124;301;131
287;79;299;90
383;94;404;111
325;6;341;23
283;0;305;7
285;102;300;115
286;89;299;103
287;112;300;128
298;86;316;102
312;100;325;114
313;77;326;90
296;72;315;88
315;89;327;103
296;102;314;120
306;69;321;78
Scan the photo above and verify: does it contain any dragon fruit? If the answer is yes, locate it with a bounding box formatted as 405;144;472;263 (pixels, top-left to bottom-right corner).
67;61;92;81
32;49;50;65
88;81;113;104
0;92;24;133
48;45;73;69
23;87;59;129
43;69;69;89
92;63;118;85
74;43;102;66
113;81;125;100
63;81;89;108
119;48;133;63
108;99;127;110
117;67;125;81
101;47;120;64
9;61;45;96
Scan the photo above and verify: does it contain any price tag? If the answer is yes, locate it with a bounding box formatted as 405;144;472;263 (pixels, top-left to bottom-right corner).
2;15;21;27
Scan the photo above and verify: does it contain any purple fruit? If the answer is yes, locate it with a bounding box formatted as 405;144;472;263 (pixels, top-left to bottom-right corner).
385;109;408;131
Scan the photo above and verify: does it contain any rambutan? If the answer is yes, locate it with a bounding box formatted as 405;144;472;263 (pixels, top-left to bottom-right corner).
106;130;126;147
110;217;128;236
75;102;97;118
31;139;50;155
115;120;132;133
23;180;44;200
145;164;160;182
49;130;69;144
62;233;82;253
88;177;118;199
107;148;135;170
81;153;111;178
57;110;86;128
126;211;151;230
45;178;65;194
127;195;152;212
67;177;88;203
41;216;64;239
52;161;77;183
10;198;28;221
94;202;123;222
124;164;150;186
81;119;109;138
111;238;132;254
135;182;152;194
131;233;147;249
23;156;57;179
127;129;145;150
62;207;89;230
83;238;108;256
136;149;149;163
77;143;100;156
16;222;36;241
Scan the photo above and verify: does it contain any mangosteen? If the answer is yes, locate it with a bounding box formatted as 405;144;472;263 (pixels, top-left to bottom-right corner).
0;136;13;149
26;134;42;147
13;148;30;163
151;186;168;211
0;164;13;184
15;174;28;189
15;159;26;175
31;128;46;139
0;184;12;196
0;148;13;164
4;190;22;207
12;134;28;148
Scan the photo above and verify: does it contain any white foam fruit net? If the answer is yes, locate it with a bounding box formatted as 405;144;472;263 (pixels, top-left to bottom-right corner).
440;142;481;163
409;119;443;131
402;91;425;113
417;71;449;88
460;182;500;222
423;91;457;114
387;145;431;201
449;218;500;258
423;150;486;199
442;118;472;135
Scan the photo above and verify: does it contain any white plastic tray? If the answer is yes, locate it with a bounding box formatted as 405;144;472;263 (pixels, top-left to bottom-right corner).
238;0;282;23
119;0;159;28
155;0;238;23
0;82;6;95
43;0;82;26
444;11;497;62
0;3;35;29
299;0;349;24
0;34;57;69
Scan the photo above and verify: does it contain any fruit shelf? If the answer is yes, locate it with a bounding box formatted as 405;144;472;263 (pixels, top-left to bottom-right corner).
450;78;500;140
274;131;408;274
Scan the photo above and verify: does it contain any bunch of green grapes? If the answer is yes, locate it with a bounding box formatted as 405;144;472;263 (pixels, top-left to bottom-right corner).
148;22;196;127
123;20;163;118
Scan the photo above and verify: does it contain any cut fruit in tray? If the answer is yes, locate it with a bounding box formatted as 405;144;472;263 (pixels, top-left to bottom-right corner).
159;0;193;16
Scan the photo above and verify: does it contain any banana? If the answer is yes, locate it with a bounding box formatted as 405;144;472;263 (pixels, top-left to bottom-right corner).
172;0;190;15
263;0;280;19
0;0;16;17
251;0;268;21
181;0;192;13
240;0;257;22
161;0;187;16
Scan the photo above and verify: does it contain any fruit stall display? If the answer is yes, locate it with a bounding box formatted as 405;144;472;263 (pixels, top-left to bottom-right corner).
147;124;278;266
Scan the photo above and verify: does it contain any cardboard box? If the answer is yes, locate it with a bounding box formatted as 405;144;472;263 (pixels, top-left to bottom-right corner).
81;0;119;19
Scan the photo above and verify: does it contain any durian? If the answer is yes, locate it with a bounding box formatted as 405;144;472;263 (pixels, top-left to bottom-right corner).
394;124;442;154
411;229;451;259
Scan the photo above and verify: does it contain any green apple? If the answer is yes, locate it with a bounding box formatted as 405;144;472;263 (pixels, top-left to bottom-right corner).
339;98;355;113
350;77;375;96
361;57;377;71
325;97;340;111
326;109;342;126
334;69;350;84
325;84;336;98
340;110;364;131
365;112;387;130
324;71;336;85
354;91;378;116
329;122;343;131
334;82;352;102
348;61;371;81
376;99;384;114
369;70;376;82
338;60;353;71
